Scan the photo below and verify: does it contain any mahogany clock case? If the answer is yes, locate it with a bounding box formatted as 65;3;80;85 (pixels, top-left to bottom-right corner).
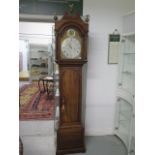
55;13;89;155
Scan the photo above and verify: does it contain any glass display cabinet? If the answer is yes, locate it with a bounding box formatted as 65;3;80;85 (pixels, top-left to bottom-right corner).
114;11;135;155
118;34;135;95
115;94;135;155
29;44;51;80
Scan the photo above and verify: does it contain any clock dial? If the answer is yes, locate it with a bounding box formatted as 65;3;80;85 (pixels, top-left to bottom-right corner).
61;29;82;59
61;37;81;59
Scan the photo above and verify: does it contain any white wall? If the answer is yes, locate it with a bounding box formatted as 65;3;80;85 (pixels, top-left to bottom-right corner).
83;0;135;135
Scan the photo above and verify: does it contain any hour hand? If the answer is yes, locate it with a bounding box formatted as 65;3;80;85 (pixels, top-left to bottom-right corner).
69;43;72;49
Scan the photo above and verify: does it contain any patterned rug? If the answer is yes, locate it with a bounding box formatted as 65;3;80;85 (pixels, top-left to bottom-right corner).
19;83;55;120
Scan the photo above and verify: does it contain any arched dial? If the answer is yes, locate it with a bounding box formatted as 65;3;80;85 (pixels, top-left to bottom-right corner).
61;29;82;59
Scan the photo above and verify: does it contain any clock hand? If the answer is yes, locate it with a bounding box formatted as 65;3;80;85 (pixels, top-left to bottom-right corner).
69;44;72;49
69;38;72;49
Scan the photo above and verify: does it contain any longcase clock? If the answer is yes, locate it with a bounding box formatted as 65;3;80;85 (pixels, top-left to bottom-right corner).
55;12;89;155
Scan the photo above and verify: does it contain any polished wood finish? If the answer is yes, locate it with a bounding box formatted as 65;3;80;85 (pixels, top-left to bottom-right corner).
55;12;88;155
59;66;82;124
57;125;85;155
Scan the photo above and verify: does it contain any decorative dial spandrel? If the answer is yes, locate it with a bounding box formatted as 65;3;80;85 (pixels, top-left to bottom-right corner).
61;29;82;59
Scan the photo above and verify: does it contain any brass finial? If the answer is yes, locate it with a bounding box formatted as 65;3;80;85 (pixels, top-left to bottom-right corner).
69;3;74;14
53;12;58;21
85;14;90;23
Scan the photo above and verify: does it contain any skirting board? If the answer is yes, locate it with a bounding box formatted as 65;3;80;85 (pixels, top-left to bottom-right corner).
85;128;114;136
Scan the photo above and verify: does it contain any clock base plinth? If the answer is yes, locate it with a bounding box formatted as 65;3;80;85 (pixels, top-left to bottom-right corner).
56;126;85;155
56;147;85;155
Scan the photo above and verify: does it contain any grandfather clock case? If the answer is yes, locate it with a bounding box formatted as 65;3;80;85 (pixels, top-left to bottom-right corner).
55;13;89;155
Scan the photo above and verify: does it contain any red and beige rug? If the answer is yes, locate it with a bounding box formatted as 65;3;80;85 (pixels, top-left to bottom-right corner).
19;83;55;120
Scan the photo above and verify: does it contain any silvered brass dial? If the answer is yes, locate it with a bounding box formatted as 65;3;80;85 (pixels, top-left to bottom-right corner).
61;29;82;59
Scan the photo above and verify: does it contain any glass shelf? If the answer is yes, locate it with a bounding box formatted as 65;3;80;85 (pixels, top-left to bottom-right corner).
122;71;134;75
30;58;48;60
123;52;135;55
